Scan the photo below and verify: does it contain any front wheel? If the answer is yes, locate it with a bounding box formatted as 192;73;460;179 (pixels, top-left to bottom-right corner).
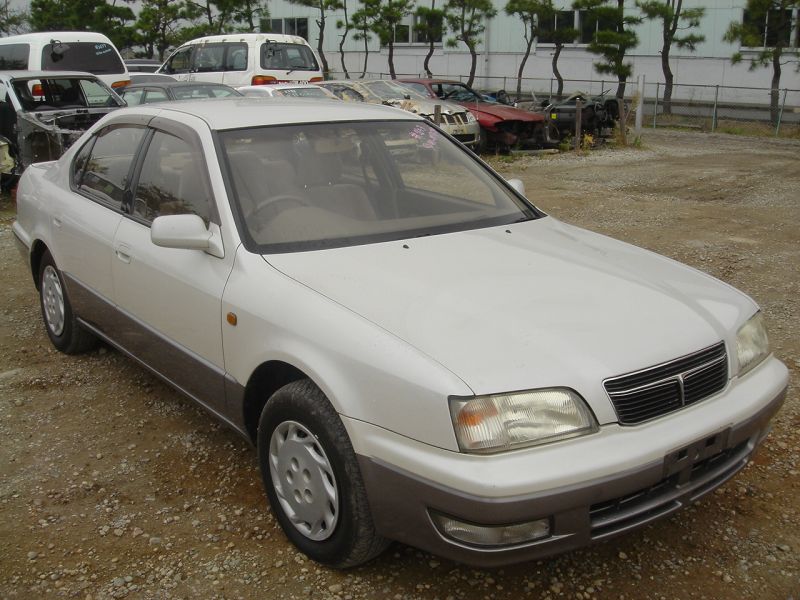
257;379;389;568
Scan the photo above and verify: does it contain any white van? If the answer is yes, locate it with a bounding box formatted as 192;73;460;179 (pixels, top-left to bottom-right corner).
0;32;130;91
158;33;322;87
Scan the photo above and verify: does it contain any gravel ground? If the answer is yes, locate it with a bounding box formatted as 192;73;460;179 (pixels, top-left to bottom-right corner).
0;129;798;600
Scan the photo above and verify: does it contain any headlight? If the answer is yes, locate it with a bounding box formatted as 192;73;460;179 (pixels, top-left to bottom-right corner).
465;111;477;123
736;311;770;377
449;388;597;454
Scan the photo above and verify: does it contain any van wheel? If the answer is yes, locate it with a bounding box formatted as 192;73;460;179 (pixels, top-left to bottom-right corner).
257;379;389;568
38;251;97;354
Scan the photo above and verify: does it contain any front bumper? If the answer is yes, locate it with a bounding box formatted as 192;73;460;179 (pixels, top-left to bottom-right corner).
350;359;787;567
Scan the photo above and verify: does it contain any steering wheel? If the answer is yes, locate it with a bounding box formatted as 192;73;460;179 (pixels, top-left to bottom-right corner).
248;194;309;223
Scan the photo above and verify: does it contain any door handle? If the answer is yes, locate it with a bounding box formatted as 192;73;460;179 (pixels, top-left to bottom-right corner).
115;246;131;264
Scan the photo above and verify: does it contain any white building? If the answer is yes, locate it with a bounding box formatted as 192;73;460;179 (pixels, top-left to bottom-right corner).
265;0;800;99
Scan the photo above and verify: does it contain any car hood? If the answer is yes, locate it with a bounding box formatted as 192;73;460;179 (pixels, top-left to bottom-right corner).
265;218;754;419
459;101;543;122
384;98;467;117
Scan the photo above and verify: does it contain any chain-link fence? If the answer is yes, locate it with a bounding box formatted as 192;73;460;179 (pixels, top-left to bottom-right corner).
328;71;800;139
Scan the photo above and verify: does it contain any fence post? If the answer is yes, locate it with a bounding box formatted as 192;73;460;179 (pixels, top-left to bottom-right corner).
575;100;583;151
635;75;645;134
600;80;605;95
653;81;659;129
775;88;788;136
549;78;553;100
712;85;719;132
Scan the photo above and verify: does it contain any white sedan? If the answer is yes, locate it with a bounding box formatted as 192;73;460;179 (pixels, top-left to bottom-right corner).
237;83;338;99
13;97;788;568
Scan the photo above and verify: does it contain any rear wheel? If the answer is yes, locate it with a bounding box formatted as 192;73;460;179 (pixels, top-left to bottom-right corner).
38;251;97;354
257;379;389;568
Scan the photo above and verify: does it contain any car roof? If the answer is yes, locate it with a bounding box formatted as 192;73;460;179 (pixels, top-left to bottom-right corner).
123;81;237;91
116;97;420;130
182;33;308;45
0;32;113;43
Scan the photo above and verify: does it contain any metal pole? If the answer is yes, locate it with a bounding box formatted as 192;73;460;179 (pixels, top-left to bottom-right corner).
712;85;719;132
635;74;644;133
575;99;583;151
601;80;605;95
653;81;659;129
775;88;788;136
549;78;553;100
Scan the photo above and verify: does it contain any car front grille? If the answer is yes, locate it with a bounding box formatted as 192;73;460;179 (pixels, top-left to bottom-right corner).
441;113;469;125
604;342;728;425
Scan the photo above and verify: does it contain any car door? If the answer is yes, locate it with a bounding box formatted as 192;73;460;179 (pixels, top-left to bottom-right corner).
189;43;226;84
53;123;148;331
159;46;193;82
111;119;233;415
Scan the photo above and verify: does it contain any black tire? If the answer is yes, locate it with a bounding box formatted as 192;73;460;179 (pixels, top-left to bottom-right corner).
38;250;97;354
257;379;389;568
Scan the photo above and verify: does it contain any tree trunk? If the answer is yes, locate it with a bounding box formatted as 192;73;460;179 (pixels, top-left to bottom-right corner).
361;32;369;78
424;39;434;77
552;43;564;100
339;7;350;78
516;33;533;99
770;48;782;125
466;41;477;88
388;40;396;78
316;13;329;76
661;45;673;114
616;75;626;100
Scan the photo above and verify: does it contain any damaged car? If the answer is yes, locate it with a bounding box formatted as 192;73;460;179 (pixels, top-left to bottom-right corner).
318;79;480;149
399;78;556;152
543;92;622;140
0;71;125;186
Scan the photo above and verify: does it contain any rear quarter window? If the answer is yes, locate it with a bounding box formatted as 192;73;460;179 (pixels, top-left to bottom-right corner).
0;43;29;70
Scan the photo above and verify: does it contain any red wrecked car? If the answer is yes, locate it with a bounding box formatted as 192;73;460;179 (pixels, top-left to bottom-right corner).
398;78;556;151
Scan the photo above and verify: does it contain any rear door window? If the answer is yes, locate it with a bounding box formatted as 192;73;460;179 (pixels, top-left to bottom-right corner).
41;42;124;74
193;44;226;72
74;125;147;210
142;88;169;104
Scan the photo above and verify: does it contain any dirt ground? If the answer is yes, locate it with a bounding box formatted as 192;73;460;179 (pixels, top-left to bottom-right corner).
0;129;798;600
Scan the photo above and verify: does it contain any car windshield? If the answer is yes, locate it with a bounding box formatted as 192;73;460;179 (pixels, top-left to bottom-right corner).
438;83;485;103
260;42;319;71
171;85;240;100
220;120;537;253
41;41;124;74
11;77;123;110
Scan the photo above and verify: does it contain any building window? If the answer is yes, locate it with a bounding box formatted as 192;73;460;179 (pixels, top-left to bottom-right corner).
743;8;793;47
391;15;443;45
262;17;309;41
537;10;576;42
578;10;617;44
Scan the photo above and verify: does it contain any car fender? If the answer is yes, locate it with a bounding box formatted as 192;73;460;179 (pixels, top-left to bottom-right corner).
222;247;473;451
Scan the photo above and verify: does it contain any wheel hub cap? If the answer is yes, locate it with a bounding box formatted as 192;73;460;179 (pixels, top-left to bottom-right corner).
42;265;65;336
269;420;338;541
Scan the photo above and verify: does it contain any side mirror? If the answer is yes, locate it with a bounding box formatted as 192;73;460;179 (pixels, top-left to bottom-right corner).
507;178;525;197
151;214;211;250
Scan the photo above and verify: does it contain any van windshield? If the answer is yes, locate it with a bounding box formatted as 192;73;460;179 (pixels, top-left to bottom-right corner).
41;42;124;74
260;42;319;71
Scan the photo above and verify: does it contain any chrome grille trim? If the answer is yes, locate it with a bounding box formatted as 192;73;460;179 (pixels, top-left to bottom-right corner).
604;342;728;425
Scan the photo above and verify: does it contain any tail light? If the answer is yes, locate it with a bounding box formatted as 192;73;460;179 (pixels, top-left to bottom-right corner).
111;80;130;89
251;75;277;85
309;77;323;83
